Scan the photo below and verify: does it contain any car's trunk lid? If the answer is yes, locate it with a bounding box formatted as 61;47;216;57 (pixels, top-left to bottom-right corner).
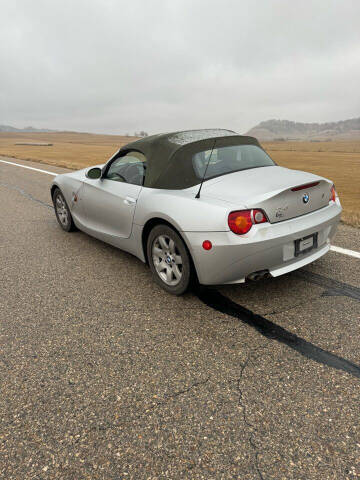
201;166;332;223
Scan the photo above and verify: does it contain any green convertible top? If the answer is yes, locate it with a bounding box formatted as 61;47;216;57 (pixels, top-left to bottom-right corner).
117;129;261;189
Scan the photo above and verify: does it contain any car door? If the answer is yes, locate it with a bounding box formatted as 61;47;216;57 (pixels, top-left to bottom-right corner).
81;151;146;239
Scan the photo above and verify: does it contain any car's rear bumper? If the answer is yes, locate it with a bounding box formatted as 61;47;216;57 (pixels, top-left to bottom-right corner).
183;200;341;285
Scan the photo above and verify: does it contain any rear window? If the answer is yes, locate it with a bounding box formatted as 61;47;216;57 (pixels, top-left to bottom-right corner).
192;144;275;180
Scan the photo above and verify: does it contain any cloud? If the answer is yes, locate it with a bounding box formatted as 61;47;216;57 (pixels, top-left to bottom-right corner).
1;0;359;134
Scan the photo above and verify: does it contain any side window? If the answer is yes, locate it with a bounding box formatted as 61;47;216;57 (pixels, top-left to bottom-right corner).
105;151;146;186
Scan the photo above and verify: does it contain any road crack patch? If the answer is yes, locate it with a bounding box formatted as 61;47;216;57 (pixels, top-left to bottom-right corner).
0;182;53;209
237;346;268;480
265;293;320;316
154;376;210;407
294;270;360;302
195;287;360;379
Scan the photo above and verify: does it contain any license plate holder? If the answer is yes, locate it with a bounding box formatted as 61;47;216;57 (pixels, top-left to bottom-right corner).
295;233;318;257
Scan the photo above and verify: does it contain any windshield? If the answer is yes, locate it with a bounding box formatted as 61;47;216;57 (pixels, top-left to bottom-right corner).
192;144;275;180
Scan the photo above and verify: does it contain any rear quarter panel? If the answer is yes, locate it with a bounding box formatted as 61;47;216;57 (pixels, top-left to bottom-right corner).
134;187;237;232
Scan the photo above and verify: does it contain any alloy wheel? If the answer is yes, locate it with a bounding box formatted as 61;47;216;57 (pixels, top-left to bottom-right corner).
55;194;69;227
152;234;183;286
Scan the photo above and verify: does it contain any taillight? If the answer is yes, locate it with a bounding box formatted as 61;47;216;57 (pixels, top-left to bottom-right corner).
228;209;268;235
330;185;336;202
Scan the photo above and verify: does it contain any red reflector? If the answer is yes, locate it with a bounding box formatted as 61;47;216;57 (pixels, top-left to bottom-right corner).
202;240;212;250
291;182;319;192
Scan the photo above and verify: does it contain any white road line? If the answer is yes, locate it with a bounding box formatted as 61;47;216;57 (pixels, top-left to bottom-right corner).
0;159;57;176
1;158;360;260
330;245;360;259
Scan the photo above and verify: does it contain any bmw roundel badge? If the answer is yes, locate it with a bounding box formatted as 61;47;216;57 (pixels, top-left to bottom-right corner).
303;193;310;204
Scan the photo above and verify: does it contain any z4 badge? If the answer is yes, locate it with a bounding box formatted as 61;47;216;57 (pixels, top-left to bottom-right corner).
275;206;288;218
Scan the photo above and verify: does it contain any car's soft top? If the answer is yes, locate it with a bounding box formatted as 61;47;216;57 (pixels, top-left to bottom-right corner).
119;129;261;189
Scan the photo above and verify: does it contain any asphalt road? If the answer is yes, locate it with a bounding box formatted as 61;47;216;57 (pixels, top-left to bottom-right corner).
1;157;359;480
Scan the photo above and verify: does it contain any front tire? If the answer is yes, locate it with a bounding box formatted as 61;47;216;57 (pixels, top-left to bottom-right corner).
147;225;192;295
53;188;76;232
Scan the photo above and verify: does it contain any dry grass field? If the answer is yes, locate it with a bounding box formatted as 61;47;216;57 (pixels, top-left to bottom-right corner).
0;132;137;170
263;141;360;228
0;132;359;228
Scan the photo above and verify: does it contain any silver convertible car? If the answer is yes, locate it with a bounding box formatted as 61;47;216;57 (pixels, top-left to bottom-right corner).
51;129;341;295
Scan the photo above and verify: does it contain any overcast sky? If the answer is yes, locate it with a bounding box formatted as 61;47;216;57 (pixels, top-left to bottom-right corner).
1;0;359;135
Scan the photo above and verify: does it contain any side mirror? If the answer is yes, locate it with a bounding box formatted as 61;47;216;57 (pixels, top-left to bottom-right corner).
86;167;102;179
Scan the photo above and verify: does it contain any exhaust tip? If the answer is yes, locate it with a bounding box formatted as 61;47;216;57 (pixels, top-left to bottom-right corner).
247;269;270;282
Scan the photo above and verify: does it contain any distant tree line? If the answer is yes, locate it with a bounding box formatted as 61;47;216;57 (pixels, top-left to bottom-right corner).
124;131;149;137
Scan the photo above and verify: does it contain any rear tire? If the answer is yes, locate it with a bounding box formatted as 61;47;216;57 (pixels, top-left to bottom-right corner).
53;188;77;232
147;224;192;295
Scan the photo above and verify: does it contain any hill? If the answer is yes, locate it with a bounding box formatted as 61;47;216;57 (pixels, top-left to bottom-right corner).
0;124;57;133
246;117;360;141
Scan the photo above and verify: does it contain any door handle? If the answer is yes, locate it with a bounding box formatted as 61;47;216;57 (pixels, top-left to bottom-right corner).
124;196;137;206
